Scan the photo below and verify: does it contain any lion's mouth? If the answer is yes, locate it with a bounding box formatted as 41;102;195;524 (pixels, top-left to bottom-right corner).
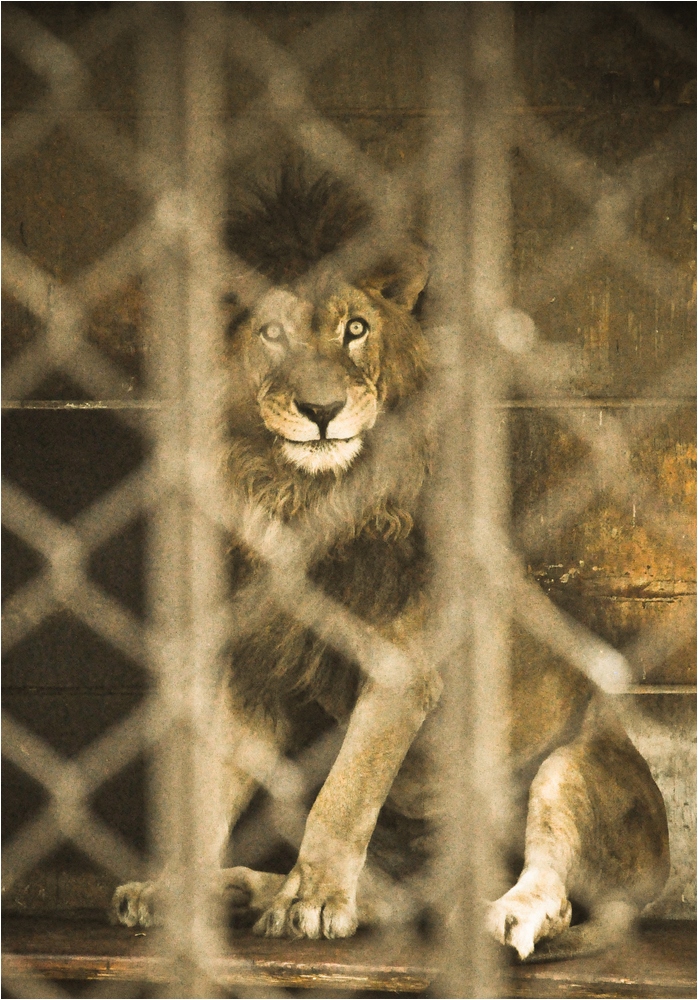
279;436;363;474
286;437;353;448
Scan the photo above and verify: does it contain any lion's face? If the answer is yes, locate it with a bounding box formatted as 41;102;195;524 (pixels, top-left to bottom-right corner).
234;263;428;476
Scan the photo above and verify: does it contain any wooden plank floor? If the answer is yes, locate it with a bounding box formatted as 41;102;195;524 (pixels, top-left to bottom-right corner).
2;915;695;998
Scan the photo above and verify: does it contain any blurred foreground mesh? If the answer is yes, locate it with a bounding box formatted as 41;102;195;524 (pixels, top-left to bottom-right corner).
2;3;695;997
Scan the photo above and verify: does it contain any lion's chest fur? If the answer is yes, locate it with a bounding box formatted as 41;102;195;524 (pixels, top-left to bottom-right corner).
227;523;431;721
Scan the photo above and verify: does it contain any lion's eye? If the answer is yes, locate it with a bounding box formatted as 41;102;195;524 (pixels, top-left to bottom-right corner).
344;317;369;343
260;323;285;343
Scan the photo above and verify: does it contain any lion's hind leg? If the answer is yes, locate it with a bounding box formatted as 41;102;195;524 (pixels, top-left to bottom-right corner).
487;724;668;962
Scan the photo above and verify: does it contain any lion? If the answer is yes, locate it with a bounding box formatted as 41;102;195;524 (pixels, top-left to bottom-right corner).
113;165;669;962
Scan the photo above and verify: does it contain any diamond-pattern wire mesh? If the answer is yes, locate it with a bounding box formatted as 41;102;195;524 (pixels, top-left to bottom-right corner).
1;3;695;997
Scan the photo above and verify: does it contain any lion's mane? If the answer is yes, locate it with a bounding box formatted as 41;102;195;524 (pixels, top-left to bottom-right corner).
227;163;372;285
224;164;432;718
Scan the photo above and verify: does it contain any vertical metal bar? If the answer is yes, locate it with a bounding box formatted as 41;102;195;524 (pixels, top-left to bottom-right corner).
468;0;515;886
138;5;229;995
181;2;231;993
424;5;487;994
137;5;193;994
467;6;516;996
426;3;514;996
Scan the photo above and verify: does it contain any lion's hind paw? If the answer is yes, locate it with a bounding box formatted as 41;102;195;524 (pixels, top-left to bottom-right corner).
112;881;158;928
486;868;572;961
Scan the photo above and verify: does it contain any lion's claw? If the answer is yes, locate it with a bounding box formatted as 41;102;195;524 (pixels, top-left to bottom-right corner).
250;862;359;939
254;893;358;939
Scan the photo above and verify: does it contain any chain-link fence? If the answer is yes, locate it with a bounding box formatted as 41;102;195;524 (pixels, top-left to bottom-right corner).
2;3;695;998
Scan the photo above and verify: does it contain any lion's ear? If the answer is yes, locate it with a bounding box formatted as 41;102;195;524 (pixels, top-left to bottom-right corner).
364;247;429;312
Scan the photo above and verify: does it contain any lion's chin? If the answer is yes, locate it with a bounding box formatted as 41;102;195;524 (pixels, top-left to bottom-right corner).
280;437;363;475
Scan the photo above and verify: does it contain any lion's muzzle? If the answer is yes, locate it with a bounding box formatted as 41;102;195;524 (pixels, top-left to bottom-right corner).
295;399;346;438
258;381;378;474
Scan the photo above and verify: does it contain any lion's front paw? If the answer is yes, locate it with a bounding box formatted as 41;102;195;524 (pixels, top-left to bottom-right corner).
486;868;572;961
112;881;159;928
253;862;358;940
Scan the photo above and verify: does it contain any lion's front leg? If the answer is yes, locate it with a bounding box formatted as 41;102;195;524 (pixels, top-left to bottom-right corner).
255;671;442;939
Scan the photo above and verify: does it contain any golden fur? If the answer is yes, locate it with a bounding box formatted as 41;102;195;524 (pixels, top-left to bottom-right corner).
113;167;669;961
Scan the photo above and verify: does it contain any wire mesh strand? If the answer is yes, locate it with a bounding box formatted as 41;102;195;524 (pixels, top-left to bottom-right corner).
1;3;695;997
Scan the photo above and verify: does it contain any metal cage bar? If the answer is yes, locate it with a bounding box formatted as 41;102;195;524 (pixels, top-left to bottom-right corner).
1;3;695;998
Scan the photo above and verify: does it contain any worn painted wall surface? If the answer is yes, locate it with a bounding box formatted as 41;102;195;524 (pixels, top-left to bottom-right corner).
2;3;695;917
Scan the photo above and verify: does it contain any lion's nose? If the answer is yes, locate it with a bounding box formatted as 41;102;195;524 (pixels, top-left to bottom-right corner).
296;399;345;437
